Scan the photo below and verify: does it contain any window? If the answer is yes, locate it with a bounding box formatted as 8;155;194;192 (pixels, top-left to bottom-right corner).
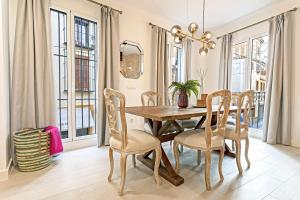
74;16;97;137
168;43;184;83
230;33;269;130
51;8;98;142
74;17;96;92
250;36;268;92
51;9;69;139
231;42;248;92
231;35;269;92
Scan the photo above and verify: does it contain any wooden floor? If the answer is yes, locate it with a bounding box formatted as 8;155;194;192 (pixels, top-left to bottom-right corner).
1;137;300;200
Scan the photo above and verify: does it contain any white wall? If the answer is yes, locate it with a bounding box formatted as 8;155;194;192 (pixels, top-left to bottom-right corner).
0;0;11;181
196;0;300;147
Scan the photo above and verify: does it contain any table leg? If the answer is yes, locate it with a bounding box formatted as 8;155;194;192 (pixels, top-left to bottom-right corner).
137;119;184;186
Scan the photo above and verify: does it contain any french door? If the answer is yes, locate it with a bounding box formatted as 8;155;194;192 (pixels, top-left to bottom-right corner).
50;8;99;142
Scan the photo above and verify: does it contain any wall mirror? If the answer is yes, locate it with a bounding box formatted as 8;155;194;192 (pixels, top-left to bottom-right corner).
120;40;144;79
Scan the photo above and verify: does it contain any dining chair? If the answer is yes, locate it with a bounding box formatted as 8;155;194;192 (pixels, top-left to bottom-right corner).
224;90;253;175
104;88;162;195
141;91;162;106
173;89;231;190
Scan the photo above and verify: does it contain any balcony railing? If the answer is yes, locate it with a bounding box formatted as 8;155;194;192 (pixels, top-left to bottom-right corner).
250;91;265;129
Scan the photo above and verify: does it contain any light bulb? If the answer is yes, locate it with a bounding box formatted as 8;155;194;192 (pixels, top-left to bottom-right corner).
199;47;208;56
171;25;182;36
174;36;182;44
208;41;216;49
203;31;213;40
188;22;199;34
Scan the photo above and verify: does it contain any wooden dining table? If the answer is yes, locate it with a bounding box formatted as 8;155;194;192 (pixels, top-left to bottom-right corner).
125;105;238;186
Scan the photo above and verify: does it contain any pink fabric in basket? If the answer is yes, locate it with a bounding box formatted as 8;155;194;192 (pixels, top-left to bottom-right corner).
44;126;63;155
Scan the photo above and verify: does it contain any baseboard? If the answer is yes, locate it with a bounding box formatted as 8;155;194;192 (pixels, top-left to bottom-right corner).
0;158;12;182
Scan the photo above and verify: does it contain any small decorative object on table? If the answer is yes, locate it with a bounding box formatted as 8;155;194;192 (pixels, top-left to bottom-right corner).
197;94;208;108
169;80;200;108
198;68;207;95
196;68;208;108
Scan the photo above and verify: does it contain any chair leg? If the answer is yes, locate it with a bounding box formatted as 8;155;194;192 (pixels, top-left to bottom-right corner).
197;150;201;165
132;154;136;168
119;153;127;196
108;148;114;182
204;150;211;190
218;147;224;181
154;147;162;185
235;140;243;175
173;141;180;173
245;137;251;168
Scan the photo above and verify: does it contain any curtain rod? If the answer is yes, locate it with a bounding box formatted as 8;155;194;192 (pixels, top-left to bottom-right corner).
149;22;171;33
216;7;297;40
87;0;123;14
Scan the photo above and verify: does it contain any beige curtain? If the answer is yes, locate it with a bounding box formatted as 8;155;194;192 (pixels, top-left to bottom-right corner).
151;26;169;105
218;34;232;89
263;13;293;145
97;7;120;146
183;38;192;81
11;0;56;132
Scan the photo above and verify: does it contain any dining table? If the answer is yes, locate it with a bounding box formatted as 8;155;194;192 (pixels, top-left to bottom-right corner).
125;105;239;186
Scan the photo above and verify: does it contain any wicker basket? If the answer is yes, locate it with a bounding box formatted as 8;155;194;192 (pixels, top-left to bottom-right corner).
13;129;51;172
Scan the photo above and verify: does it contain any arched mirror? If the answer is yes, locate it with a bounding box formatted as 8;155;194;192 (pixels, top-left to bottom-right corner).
120;41;144;79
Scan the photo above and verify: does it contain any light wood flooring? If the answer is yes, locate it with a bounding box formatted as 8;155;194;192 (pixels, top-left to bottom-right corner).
1;137;300;200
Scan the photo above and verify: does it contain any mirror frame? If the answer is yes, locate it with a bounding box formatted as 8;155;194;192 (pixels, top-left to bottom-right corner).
120;40;144;79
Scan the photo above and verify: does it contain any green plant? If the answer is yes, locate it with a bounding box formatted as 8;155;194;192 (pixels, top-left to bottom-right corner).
169;80;200;99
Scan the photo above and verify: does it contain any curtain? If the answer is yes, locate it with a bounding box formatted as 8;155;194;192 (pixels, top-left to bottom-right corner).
151;26;169;105
218;34;232;89
97;7;120;146
263;13;292;145
11;0;56;131
183;38;192;81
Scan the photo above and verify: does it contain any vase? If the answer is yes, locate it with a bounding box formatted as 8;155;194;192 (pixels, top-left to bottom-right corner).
178;90;188;108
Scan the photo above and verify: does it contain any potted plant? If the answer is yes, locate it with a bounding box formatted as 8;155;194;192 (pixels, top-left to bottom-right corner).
169;80;200;108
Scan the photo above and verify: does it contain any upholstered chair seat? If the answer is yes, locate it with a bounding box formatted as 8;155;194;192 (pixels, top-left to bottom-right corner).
110;129;160;153
224;125;248;140
175;129;224;149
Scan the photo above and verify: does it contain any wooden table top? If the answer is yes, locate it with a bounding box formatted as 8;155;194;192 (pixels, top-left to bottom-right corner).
126;106;238;121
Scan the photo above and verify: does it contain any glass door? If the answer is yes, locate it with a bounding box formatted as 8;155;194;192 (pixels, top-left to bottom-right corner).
71;14;98;140
51;8;98;142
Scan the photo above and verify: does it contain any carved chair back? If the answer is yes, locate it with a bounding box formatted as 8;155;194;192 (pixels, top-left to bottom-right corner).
141;91;162;106
233;90;254;135
205;90;231;148
104;88;128;150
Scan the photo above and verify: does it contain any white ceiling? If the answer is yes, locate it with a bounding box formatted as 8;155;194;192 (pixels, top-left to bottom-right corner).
114;0;283;29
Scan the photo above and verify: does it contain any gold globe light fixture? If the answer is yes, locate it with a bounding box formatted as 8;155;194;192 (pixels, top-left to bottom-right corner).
170;0;216;56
